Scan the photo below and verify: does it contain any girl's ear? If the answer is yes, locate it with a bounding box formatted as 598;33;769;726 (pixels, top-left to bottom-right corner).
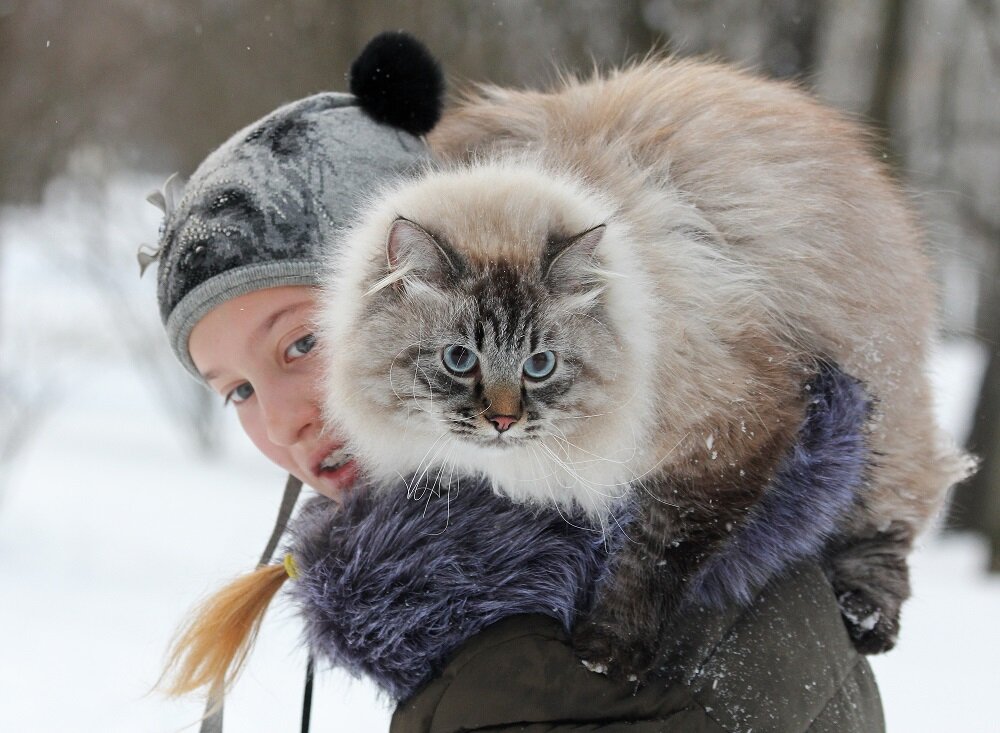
386;218;464;288
543;225;605;293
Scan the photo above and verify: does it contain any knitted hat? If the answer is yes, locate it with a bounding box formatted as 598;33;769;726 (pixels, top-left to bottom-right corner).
144;32;444;379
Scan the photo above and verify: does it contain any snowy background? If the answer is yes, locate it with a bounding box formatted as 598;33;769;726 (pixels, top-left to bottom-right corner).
0;177;997;732
2;2;999;731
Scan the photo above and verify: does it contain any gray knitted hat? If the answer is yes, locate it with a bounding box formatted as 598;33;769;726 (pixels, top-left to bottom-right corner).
145;32;443;378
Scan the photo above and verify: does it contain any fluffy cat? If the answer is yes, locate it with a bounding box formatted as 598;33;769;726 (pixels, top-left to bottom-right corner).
319;58;973;676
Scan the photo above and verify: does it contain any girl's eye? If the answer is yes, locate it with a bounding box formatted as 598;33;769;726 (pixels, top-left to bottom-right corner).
523;351;557;380
442;345;478;376
286;333;316;360
225;382;255;406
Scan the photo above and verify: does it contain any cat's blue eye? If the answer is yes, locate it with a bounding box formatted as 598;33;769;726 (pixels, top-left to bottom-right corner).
225;382;255;406
523;351;557;380
286;333;316;360
442;345;478;376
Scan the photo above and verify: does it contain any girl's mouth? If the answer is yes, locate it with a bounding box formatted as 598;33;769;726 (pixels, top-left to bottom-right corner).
319;447;354;474
313;447;360;500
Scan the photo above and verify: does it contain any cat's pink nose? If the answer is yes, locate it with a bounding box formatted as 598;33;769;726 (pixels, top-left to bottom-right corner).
489;415;518;433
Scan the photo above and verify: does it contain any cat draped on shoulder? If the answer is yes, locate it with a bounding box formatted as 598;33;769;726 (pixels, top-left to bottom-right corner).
318;57;973;678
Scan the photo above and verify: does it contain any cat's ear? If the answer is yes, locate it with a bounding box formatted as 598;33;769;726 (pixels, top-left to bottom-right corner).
385;218;462;288
543;225;605;292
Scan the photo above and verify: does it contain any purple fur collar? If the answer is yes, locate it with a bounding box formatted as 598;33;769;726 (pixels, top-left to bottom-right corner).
286;364;870;701
287;482;611;701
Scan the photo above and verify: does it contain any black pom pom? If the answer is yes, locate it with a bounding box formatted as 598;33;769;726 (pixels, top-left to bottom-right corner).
349;31;444;136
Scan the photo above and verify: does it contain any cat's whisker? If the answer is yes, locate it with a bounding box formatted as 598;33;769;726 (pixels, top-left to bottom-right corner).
399;396;454;428
388;340;431;410
618;432;692;505
417;433;455;491
541;433;640;499
444;457;455;531
545;425;632;467
386;340;458;430
526;444;604;535
420;440;459;535
538;442;627;500
543;438;626;471
414;363;442;404
606;501;637;548
406;430;452;498
567;310;616;339
622;418;641;464
412;342;428;407
539;434;605;467
469;402;491;420
445;445;459;496
536;434;598;471
514;442;562;482
556;381;645;420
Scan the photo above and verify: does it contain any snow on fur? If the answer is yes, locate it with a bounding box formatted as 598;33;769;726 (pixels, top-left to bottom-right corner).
690;363;872;607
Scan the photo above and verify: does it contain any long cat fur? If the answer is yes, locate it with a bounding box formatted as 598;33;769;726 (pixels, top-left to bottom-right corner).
318;57;973;675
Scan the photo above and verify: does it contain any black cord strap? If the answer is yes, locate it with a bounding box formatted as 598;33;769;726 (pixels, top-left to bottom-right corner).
198;474;305;733
258;474;304;566
301;654;315;733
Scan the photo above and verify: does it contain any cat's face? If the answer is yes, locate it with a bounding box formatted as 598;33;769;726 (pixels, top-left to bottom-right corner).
350;216;623;451
324;162;781;505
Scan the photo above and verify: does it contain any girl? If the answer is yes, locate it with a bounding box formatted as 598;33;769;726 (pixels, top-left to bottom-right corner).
153;33;885;732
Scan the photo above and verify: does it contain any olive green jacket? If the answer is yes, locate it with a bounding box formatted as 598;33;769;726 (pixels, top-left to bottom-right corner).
390;563;884;733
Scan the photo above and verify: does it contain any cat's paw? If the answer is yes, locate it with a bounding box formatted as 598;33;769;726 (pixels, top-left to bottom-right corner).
571;617;656;682
837;588;899;654
827;521;912;655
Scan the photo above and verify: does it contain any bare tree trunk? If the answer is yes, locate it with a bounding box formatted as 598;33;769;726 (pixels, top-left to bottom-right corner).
867;0;906;160
956;339;1000;570
762;0;822;79
868;0;904;123
616;0;664;59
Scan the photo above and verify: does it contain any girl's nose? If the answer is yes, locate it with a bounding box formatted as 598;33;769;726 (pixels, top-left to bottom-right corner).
262;391;320;447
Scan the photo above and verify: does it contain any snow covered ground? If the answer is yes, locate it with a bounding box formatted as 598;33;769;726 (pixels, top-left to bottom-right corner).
1;181;997;731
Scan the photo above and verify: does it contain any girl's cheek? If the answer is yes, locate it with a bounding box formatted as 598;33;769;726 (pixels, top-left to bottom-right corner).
299;360;327;407
237;407;273;458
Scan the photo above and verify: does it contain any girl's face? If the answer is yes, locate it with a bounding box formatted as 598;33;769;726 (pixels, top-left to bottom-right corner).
189;285;358;501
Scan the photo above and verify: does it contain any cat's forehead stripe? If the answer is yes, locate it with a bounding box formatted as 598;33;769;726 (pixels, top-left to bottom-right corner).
470;264;541;354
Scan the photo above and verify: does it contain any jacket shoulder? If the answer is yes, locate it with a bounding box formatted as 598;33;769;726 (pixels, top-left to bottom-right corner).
391;614;726;732
390;563;884;733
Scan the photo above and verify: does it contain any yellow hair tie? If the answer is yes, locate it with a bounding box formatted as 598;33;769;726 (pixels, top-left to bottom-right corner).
283;553;300;580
